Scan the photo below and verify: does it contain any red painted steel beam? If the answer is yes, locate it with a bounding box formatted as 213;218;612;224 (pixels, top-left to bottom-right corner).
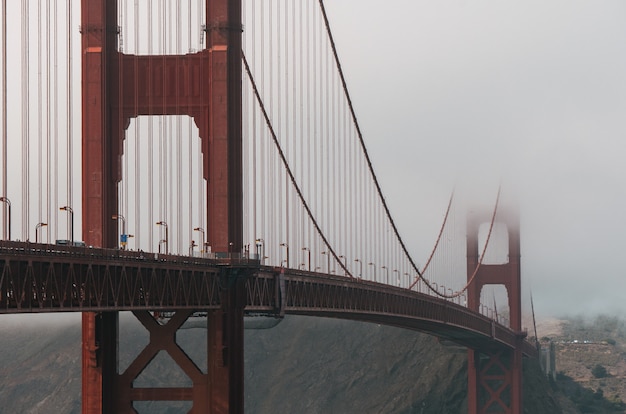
466;208;523;414
109;51;211;182
205;0;243;256
81;1;120;414
0;241;538;356
80;0;244;410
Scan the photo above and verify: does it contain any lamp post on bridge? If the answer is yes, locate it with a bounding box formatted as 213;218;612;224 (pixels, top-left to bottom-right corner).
354;258;362;278
393;269;399;286
0;196;10;240
368;262;376;282
382;266;389;284
255;238;264;263
59;206;74;245
189;240;197;256
301;247;310;271
35;222;47;243
193;227;205;254
321;251;330;274
112;214;127;249
338;255;347;276
280;243;289;268
156;221;168;254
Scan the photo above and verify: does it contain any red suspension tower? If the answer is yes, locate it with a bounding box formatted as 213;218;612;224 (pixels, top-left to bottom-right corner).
466;208;525;414
81;0;244;412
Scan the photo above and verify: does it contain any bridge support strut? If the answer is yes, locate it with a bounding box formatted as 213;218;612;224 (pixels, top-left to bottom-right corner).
82;274;246;414
80;0;243;412
466;208;524;414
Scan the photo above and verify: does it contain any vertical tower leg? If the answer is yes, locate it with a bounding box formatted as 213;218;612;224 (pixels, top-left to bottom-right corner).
82;312;119;414
81;0;244;410
466;208;524;414
206;274;246;413
467;349;522;414
81;1;119;413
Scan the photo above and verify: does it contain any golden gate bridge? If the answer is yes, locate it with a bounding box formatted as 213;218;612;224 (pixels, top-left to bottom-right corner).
0;1;536;413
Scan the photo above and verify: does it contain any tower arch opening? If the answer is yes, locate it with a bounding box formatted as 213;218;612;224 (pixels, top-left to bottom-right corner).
118;115;207;255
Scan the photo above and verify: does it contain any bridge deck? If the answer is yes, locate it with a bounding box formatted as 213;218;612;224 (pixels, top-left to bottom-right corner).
0;241;536;357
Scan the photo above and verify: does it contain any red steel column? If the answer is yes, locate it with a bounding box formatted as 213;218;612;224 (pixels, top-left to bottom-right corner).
203;0;245;408
466;208;523;414
204;1;246;409
80;0;245;412
205;0;243;255
81;1;119;413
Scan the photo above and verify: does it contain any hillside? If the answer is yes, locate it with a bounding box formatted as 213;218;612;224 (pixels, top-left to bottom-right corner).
0;313;566;413
542;315;626;414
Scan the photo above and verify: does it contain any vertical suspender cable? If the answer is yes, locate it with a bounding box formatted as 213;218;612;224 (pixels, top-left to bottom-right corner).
299;1;304;252
66;0;73;234
200;0;205;237
260;2;266;254
116;2;122;244
269;0;277;254
46;0;52;241
187;0;193;248
1;0;6;240
22;1;30;239
119;2;126;240
148;1;154;248
276;0;282;250
303;4;320;254
250;0;257;242
323;13;329;259
176;0;182;252
37;0;42;229
52;0;58;242
290;0;296;257
160;2;166;248
301;0;306;259
134;0;141;248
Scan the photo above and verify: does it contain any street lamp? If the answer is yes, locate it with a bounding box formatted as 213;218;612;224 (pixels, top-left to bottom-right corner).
59;206;74;245
404;272;410;289
35;222;48;243
156;221;168;254
280;243;289;268
193;227;205;253
368;262;376;282
255;238;264;263
321;251;330;274
112;214;127;249
393;269;399;286
338;255;347;276
0;196;10;240
382;266;389;284
354;258;362;278
302;247;311;271
189;240;197;256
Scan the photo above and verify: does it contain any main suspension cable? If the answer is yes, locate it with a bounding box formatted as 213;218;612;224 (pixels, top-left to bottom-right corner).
243;51;353;278
317;0;423;278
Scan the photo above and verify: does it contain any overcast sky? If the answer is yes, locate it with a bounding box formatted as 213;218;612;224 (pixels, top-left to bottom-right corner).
3;1;625;323
324;0;626;317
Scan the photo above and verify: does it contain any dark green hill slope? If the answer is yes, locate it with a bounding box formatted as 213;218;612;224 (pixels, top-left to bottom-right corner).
0;314;564;413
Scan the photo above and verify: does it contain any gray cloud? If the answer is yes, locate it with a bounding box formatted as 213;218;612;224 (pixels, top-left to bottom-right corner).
326;0;626;317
